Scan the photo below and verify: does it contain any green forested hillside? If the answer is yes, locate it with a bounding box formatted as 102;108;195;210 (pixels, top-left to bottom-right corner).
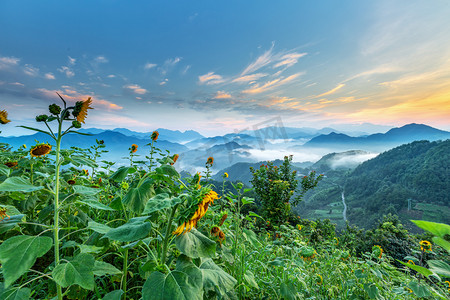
302;140;450;230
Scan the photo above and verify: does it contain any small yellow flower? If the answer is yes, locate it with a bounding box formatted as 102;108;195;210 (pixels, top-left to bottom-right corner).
419;240;432;252
82;169;89;176
372;245;383;259
316;274;323;285
30;143;52;157
0;110;11;124
407;260;415;265
151;131;159;141
297;224;302;231
406;287;413;293
224;172;228;178
0;207;10;221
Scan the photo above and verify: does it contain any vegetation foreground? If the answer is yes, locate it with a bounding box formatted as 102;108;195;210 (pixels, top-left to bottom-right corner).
0;98;449;299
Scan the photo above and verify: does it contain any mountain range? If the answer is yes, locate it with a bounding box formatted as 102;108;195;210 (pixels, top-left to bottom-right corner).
1;123;448;172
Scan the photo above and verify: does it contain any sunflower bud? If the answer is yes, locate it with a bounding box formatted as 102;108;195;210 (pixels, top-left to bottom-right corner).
36;114;49;122
49;104;62;115
72;121;82;128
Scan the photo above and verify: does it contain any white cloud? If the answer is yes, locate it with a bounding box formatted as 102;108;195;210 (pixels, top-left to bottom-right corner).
159;57;182;75
23;64;39;77
124;84;148;95
68;56;76;65
0;56;20;69
144;63;157;69
58;66;75;78
44;73;55;80
198;72;225;85
95;56;108;63
107;74;116;78
160;78;169;86
10;82;24;87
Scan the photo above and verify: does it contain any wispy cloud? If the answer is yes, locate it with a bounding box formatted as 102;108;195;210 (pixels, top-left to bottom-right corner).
68;56;76;65
232;73;267;83
213;91;232;99
316;83;345;98
159;57;182;75
241;44;274;76
124;84;148;95
273;53;307;68
144;63;157;70
58;66;75;78
94;56;108;64
23;64;39;77
198;72;225;85
242;73;302;94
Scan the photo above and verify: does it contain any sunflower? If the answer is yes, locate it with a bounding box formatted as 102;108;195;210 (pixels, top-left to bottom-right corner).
67;179;76;185
224;172;228;178
0;110;11;124
151;131;159;141
206;156;214;165
0;207;10;221
73;97;93;124
316;274;323;285
30;143;52;157
300;246;317;262
4;162;18;168
171;154;179;165
130;144;138;153
419;240;432;252
173;190;218;235
218;230;225;245
372;245;383;258
82;169;89;176
407;260;415;265
297;224;302;231
211;226;220;236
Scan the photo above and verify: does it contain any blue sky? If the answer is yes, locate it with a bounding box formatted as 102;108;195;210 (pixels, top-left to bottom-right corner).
1;0;450;136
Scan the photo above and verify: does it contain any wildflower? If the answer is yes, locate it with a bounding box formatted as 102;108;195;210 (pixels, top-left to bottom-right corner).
334;237;339;246
316;274;323;285
219;213;228;226
211;226;220;236
0;110;11;124
151;131;159;141
419;240;432;252
224;172;228;178
4;162;18;168
171;154;179;165
121;181;129;190
218;230;225;245
0;207;10;221
130;144;138;153
297;224;302;231
173;190;218;235
72;97;93;124
300;246;317;262
372;245;383;258
206;156;214;166
30;143;52;157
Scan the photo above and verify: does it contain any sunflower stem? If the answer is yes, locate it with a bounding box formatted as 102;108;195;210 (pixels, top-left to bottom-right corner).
160;204;179;266
53;120;63;300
